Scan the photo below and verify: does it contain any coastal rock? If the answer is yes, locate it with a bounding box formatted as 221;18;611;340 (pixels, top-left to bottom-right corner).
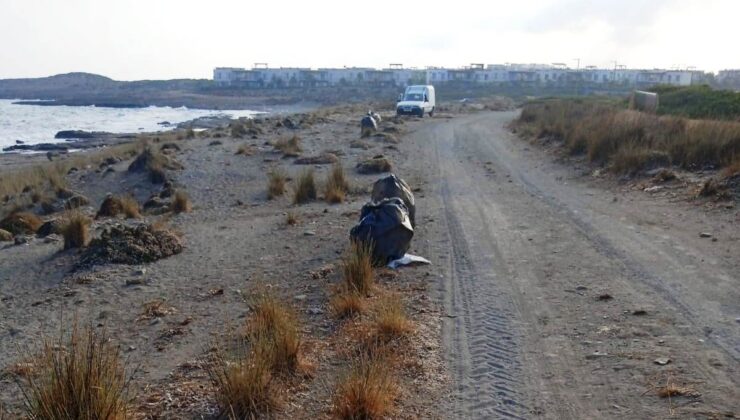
54;130;111;139
3;143;70;152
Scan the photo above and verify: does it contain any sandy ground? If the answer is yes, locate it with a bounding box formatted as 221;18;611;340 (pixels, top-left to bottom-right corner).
0;106;449;418
1;106;738;419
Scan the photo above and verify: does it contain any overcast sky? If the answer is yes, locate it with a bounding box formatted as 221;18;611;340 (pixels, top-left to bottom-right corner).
0;0;737;80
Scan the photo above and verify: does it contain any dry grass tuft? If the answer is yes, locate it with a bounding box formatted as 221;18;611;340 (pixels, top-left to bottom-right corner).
119;196;141;219
656;383;699;398
332;353;397;420
138;299;176;320
0;212;42;235
285;211;299;226
236;144;256;156
325;163;350;204
171;190;192;214
61;211;92;249
342;241;375;296
246;294;303;375
331;290;366;319
205;335;279;418
17;323;131;420
356;157;392;174
267;169;287;200
293;169;317;205
273;135;302;157
373;295;411;341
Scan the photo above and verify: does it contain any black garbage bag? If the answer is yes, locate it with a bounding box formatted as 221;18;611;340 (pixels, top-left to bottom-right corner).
350;197;413;264
361;115;377;131
371;174;415;227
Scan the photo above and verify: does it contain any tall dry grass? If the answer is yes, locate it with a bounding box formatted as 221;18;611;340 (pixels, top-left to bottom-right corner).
342;241;375;296
332;352;397;420
205;334;279;418
267;169;287;199
246;294;302;374
61;211;92;249
17;323;132;420
293;169;317;204
517;100;740;174
324;163;350;204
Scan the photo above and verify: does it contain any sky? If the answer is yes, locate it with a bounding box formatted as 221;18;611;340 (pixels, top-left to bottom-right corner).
0;0;738;80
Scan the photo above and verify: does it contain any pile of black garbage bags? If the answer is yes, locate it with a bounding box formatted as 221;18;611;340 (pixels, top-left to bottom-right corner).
350;174;415;265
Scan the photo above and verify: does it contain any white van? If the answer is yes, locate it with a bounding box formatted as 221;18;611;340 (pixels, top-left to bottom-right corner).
396;85;435;117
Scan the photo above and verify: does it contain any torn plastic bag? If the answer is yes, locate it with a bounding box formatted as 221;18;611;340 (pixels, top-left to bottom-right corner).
350;197;413;264
361;115;378;131
388;253;431;269
371;174;416;227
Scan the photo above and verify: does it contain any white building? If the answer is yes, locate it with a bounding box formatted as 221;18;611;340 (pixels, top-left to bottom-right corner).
213;64;698;88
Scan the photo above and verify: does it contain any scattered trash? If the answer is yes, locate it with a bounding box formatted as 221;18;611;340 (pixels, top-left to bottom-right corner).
361;114;378;133
597;293;613;301
632;309;648;316
371;174;416;227
350;197;413;264
643;186;664;193
699;232;712;238
388;254;431;269
654;357;672;366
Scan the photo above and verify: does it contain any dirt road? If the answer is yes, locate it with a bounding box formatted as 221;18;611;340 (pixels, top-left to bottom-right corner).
408;111;739;418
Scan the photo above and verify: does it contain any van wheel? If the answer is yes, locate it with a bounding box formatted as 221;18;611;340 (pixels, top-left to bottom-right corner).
418;109;424;118
429;107;435;117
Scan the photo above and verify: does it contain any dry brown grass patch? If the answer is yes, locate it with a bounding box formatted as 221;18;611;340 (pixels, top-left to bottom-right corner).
331;290;366;319
171;190;192;214
267;169;287;200
61;211;92;249
372;295;411;341
138;300;176;321
273;135;302;157
342;241;375;296
0;212;42;235
236;144;256;156
205;334;279;418
17;323;131;420
119;196;141;219
356;157;392;174
325;163;350;204
247;294;303;375
332;352;397;420
293;169;317;204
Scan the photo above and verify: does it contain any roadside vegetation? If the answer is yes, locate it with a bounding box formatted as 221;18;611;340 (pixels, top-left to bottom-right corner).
650;84;740;120
16;323;132;420
515;99;740;175
293;169;317;204
324;163;350;203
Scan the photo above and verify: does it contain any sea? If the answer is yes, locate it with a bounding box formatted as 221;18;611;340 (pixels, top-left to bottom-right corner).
0;99;261;151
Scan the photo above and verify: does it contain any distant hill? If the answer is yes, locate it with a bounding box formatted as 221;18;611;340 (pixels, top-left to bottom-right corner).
0;72;119;96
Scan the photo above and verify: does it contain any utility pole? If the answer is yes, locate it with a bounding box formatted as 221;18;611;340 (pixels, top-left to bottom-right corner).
573;58;580;95
611;60;618;85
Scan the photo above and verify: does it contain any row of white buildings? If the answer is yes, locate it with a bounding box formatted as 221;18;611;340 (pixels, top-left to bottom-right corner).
213;63;699;89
